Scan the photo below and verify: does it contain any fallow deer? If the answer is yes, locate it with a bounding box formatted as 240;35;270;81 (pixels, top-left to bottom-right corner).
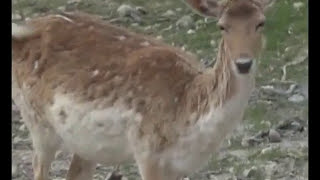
12;0;271;179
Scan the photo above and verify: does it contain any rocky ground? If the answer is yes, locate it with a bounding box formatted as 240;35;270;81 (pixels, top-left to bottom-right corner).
12;0;308;179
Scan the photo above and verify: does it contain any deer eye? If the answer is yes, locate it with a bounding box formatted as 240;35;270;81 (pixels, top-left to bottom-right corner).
218;24;228;32
256;22;265;31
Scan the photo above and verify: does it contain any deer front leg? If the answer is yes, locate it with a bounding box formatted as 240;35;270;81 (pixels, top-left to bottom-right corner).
66;154;96;180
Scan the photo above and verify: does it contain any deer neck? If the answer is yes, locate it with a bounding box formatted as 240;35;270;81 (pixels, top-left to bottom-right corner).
182;39;255;123
209;38;256;106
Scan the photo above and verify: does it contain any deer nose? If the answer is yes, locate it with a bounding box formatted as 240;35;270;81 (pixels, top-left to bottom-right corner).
235;58;253;74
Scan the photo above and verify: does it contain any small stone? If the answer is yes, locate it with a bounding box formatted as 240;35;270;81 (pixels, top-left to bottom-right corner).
229;167;235;173
57;6;66;11
131;23;139;27
243;166;261;178
13;136;21;144
269;129;281;143
293;2;304;10
260;120;271;128
261;146;273;154
19;124;26;131
210;40;216;47
288;94;304;103
187;29;195;34
140;41;150;47
162;10;176;17
117;4;134;17
176;15;193;28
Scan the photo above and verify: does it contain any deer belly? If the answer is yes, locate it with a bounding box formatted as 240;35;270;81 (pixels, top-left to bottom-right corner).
48;94;140;164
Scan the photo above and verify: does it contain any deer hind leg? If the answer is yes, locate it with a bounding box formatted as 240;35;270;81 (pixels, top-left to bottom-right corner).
66;154;96;180
29;124;60;180
135;156;180;180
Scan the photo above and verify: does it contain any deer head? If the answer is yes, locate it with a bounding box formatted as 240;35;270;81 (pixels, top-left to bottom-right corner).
185;0;272;74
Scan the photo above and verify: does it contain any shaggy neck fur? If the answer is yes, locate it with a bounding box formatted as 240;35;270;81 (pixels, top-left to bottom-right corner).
208;39;235;107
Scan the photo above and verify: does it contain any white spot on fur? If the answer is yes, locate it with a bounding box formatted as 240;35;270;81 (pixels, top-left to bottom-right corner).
118;35;126;41
34;60;39;70
140;41;150;47
92;70;99;77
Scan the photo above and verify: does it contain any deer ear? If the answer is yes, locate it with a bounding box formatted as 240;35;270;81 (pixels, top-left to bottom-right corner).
184;0;222;18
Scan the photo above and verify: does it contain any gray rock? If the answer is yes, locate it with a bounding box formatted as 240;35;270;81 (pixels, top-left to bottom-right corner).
13;136;21;144
176;8;182;12
288;94;304;103
187;29;195;34
293;2;304;10
117;4;135;17
176;15;193;28
210;40;216;47
261;146;273;154
269;129;281;142
57;6;66;11
19;124;26;131
117;4;143;22
162;10;176;17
